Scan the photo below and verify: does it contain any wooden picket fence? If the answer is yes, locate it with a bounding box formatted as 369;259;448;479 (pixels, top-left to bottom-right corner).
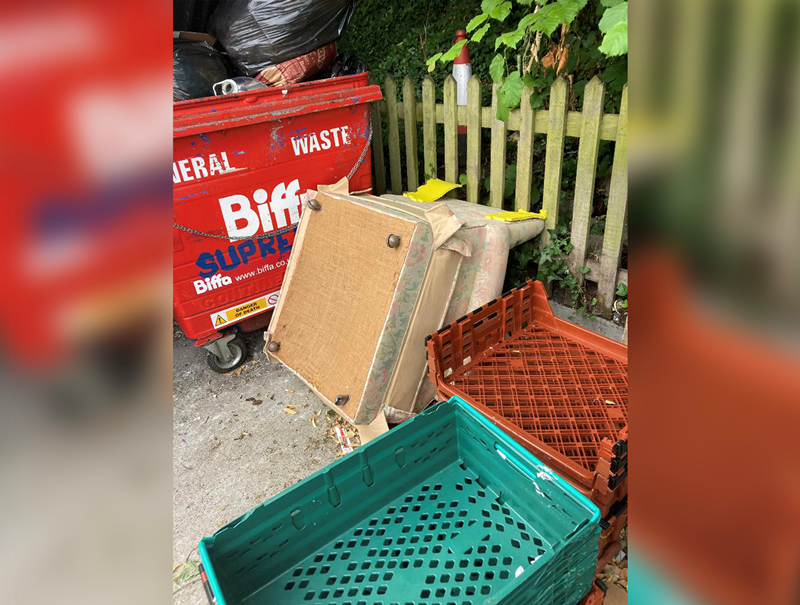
369;74;628;315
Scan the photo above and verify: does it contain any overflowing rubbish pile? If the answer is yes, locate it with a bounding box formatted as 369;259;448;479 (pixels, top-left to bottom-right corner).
172;4;628;605
173;0;362;101
172;39;228;102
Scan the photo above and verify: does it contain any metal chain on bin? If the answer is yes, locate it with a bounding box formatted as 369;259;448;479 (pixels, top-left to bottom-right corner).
172;123;373;241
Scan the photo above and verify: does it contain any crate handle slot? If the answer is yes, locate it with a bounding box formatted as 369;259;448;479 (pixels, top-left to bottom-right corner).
394;447;406;468
359;451;374;487
362;465;374;487
291;508;306;530
324;472;342;508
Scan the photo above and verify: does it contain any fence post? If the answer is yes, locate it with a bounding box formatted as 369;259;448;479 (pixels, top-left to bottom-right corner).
489;83;507;209
466;76;482;204
369;96;386;195
540;77;569;246
515;86;536;212
597;84;628;313
443;76;459;191
422;77;437;181
384;75;403;195
569;76;605;283
402;76;419;191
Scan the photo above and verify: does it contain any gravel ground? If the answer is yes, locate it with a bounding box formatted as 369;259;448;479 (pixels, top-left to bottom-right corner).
173;328;339;605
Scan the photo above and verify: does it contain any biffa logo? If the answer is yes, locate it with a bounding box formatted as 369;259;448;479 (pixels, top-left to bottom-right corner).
219;179;303;241
193;274;232;294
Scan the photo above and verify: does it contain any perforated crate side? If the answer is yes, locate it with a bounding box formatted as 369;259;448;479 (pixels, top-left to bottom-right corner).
426;280;628;498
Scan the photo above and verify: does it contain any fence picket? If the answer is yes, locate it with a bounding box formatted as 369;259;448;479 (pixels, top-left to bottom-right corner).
422;77;437;181
489;83;507;209
597;84;628;312
569;77;605;284
384;76;402;194
466;76;482;203
541;77;569;246
402;77;419;191
515;87;535;211
369;101;386;195
443;76;458;191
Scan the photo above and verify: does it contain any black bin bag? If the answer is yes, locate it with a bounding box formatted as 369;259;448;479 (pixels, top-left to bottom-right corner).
173;40;229;102
209;0;355;76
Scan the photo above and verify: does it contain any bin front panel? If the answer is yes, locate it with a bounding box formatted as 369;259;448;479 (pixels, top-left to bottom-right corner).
173;78;378;344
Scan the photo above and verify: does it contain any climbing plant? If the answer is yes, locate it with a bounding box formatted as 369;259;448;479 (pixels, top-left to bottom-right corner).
426;0;628;118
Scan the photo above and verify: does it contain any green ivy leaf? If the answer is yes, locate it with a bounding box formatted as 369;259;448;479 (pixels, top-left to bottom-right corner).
578;266;591;274
426;52;443;72
591;297;598;306
496;76;523;121
489;1;512;21
466;13;489;32
559;0;589;23
489;54;505;83
495;27;527;50
615;282;628;297
601;62;628;90
517;11;539;30
599;2;627;31
496;95;510;122
539;248;552;264
620;299;628;308
518;247;534;265
441;40;468;62
599;21;627;56
531;0;587;36
472;23;491;43
530;8;562;36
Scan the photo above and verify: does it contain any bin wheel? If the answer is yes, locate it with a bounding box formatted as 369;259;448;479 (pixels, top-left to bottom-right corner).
206;334;247;373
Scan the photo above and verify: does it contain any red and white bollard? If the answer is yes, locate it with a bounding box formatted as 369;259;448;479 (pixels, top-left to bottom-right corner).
453;30;471;161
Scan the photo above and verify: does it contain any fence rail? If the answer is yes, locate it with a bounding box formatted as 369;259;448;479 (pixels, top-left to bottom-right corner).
370;74;628;315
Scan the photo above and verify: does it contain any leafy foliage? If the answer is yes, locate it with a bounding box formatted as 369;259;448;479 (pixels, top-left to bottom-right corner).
425;0;628;120
615;281;628;308
496;70;523;120
599;2;628;56
338;0;488;92
339;0;626;317
489;53;505;82
508;221;598;317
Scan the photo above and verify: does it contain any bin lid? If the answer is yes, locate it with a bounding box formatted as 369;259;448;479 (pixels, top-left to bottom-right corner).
173;73;381;138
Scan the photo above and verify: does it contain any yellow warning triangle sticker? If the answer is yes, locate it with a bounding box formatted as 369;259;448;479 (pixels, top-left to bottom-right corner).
214;314;226;326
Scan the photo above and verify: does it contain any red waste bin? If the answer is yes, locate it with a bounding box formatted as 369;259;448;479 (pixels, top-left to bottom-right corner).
173;74;381;371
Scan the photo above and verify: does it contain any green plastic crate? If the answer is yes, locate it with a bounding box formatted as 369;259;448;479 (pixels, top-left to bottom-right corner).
199;397;600;605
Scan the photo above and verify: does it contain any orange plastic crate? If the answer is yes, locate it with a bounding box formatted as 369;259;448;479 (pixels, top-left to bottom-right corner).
426;280;628;509
578;581;608;605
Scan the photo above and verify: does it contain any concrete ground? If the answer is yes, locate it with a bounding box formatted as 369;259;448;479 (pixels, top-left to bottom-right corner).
173;328;339;605
173;311;627;605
